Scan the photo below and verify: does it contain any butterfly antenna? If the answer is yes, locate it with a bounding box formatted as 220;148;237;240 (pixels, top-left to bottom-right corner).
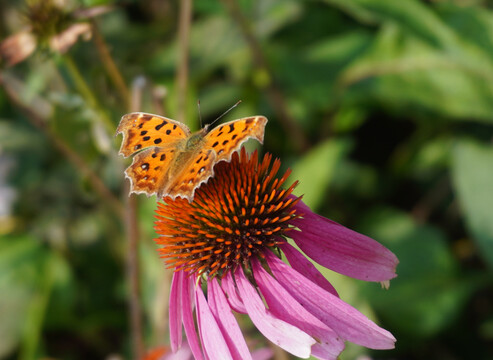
197;100;203;128
208;100;242;128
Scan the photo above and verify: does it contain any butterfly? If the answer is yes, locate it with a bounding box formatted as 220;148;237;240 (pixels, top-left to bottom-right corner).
116;112;268;201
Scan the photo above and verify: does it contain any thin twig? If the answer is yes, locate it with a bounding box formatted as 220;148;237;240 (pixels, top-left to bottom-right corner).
62;54;115;134
176;0;193;126
91;20;131;108
0;74;124;218
221;0;309;152
126;76;146;360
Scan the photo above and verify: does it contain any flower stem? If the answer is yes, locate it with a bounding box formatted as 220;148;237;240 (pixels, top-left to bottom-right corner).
91;20;131;109
126;77;146;360
176;0;193;126
62;53;114;134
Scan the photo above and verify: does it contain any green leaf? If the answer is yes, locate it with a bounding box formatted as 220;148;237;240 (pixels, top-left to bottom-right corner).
340;24;493;121
291;139;352;210
323;0;458;49
452;140;493;268
0;236;49;359
437;3;493;62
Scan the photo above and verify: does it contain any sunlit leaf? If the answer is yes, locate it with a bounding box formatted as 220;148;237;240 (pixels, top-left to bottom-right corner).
452;140;493;268
291;138;351;210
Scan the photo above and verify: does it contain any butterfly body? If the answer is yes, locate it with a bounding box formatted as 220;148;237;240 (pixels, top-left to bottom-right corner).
116;112;267;201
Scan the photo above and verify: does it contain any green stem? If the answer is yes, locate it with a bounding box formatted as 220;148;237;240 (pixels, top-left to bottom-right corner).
91;20;131;109
176;0;193;126
62;53;114;134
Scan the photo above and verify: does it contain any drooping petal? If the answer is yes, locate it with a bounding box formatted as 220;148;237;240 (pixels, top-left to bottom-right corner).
169;271;183;352
163;344;193;360
221;272;247;314
235;267;316;358
49;23;92;53
280;242;338;296
0;30;36;66
252;258;344;360
195;284;233;360
290;198;398;282
266;251;396;350
180;274;204;360
72;5;114;19
208;279;252;360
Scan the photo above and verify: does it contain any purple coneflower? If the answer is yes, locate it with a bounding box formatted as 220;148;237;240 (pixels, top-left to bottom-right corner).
154;149;398;360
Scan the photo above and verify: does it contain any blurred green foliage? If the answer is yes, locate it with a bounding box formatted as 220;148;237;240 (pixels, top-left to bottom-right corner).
1;0;493;359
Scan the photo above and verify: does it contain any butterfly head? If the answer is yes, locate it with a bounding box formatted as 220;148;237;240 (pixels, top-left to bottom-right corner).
185;127;208;150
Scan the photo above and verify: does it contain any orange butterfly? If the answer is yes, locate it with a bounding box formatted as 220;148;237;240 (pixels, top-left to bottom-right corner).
116;112;268;201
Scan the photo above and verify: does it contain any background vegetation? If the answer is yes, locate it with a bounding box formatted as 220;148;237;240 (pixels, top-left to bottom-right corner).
1;0;493;359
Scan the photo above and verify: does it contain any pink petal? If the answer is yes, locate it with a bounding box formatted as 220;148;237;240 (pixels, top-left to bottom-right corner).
180;274;204;360
251;348;274;360
163;342;193;360
169;271;183;351
221;272;247;314
253;258;344;360
280;242;338;296
290;198;398;282
266;252;396;349
195;284;233;360
49;23;92;53
235;267;316;358
0;30;36;66
208;279;252;360
73;5;114;19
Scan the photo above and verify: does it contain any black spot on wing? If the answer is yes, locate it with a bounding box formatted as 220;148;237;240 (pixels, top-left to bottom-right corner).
141;163;149;170
155;121;167;130
212;141;219;148
154;138;162;144
143;136;150;141
166;129;171;135
228;124;235;133
140;130;148;136
134;144;142;150
222;140;229;145
232;134;238;140
160;154;166;161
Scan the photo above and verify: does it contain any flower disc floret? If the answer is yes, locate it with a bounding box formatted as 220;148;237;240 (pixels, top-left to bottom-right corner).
154;149;300;277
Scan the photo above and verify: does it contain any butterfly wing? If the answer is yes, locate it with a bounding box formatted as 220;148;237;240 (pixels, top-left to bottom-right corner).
204;116;268;163
161;148;217;201
124;146;177;197
116;112;191;157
